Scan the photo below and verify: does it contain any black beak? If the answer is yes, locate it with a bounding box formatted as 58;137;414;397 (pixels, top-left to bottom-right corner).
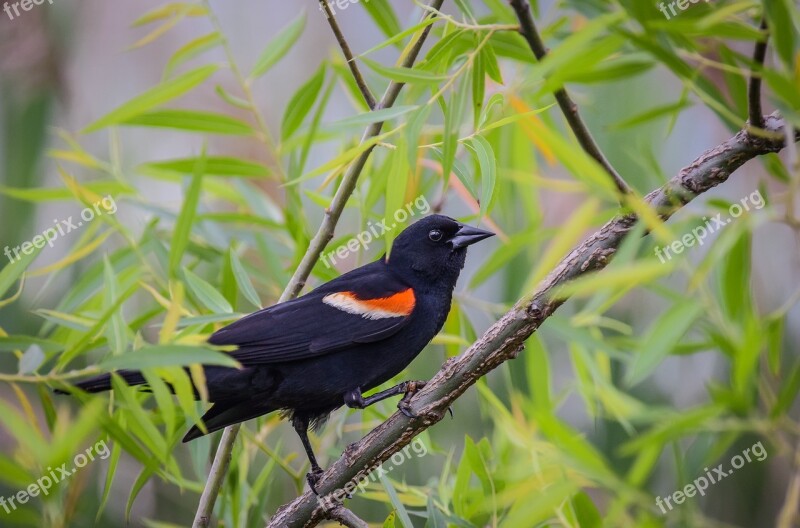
450;224;495;249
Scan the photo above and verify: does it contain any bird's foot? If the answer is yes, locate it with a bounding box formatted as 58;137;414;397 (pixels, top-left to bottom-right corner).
397;380;427;418
306;466;325;495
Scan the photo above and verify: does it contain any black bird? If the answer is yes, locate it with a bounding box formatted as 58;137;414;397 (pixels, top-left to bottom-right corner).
62;214;493;491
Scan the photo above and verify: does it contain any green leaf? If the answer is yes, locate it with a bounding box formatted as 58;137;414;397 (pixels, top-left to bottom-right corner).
121;109;253;135
361;0;402;41
763;0;796;67
626;299;704;386
281;63;326;140
379;473;414;528
98;345;239;370
464;135;496;218
330;105;418;129
362;57;449;84
0;243;43;299
229;250;261;308
184;267;233;313
83;65;218;133
164;32;222;77
251;12;306;78
169;151;205;277
133;2;206;26
143;156;270;178
571;491;603;528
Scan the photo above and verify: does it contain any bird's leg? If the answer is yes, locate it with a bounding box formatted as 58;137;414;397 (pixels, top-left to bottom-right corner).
344;381;430;418
291;415;324;495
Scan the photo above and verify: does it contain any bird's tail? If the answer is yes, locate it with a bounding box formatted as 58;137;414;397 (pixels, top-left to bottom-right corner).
55;369;147;394
183;400;276;442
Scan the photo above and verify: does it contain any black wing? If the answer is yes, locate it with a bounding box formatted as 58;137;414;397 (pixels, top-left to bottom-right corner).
209;261;415;365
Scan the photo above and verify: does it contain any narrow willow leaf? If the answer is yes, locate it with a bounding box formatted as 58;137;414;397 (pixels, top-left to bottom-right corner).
83;65;218;133
164;32;222;78
143;156;269;178
330;105;418;129
361;0;402;41
626;300;704;386
168;151;205;278
251;12;306;78
0;243;43;299
121;109;253;135
464;136;496;218
133;2;206;26
0;181;134;202
362;57;448;84
184;267;233;314
357;18;437;59
379;473;414;528
99;345;239;370
229;250;261;308
281;63;326;140
384;137;409;252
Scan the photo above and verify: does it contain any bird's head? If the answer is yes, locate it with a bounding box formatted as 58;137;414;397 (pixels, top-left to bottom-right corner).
386;214;494;288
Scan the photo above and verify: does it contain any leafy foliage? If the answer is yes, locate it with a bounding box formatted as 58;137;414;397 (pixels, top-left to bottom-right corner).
0;1;799;527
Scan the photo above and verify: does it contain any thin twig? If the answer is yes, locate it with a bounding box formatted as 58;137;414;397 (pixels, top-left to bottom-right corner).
266;113;798;528
192;425;240;528
319;0;377;110
508;0;632;197
748;18;769;130
191;3;445;526
325;505;369;528
279;0;444;303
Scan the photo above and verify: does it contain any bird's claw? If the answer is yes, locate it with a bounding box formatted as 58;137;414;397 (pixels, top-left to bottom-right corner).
397;380;427;418
306;466;325;495
398;399;418;418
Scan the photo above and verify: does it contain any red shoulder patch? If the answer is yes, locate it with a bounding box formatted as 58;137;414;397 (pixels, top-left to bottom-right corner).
322;288;416;319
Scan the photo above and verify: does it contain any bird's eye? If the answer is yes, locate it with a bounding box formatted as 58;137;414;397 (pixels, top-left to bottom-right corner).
428;229;443;242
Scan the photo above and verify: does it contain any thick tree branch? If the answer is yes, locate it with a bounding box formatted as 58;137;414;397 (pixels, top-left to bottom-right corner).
191;3;445;526
748;18;769;130
319;0;377;110
266;113;798;527
508;0;632;197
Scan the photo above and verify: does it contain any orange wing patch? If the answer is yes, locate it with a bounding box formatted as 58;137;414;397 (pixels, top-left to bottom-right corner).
323;289;415;319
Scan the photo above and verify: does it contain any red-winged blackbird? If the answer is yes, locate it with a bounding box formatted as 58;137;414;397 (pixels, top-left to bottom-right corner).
62;214;493;491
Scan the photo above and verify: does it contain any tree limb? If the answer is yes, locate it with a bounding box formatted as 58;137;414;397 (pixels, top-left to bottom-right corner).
191;3;445;526
324;505;370;528
319;0;377;110
266;113;798;528
748;18;769;130
508;0;632;197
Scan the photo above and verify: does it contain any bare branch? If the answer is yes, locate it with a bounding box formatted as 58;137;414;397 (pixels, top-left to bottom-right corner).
508;0;632;197
324;505;370;528
191;3;445;526
192;425;239;527
319;0;377;110
279;0;444;302
748;18;769;130
266;112;798;528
